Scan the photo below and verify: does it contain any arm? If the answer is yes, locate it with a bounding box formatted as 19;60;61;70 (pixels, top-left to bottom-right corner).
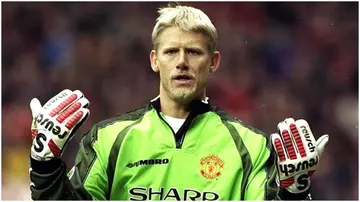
29;89;108;200
30;126;108;200
244;137;310;200
243;133;280;200
245;118;328;200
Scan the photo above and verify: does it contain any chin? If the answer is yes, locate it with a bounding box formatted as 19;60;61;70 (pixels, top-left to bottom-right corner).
171;90;197;104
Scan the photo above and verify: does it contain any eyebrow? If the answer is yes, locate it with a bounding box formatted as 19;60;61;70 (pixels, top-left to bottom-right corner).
161;43;205;50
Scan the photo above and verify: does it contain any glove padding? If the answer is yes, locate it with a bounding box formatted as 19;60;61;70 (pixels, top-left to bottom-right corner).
30;89;90;161
271;118;329;194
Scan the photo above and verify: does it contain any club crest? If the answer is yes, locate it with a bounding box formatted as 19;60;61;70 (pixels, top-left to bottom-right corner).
200;155;224;179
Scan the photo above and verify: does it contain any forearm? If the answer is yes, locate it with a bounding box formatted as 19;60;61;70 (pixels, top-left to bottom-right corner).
30;158;92;200
265;155;312;201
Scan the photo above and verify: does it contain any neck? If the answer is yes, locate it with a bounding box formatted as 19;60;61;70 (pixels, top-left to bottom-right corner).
159;88;206;119
160;95;190;119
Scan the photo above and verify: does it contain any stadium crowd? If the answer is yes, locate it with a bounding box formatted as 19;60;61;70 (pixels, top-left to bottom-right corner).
2;2;358;200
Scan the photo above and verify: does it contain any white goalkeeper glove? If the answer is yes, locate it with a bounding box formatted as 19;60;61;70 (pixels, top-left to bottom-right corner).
30;89;90;161
271;118;329;194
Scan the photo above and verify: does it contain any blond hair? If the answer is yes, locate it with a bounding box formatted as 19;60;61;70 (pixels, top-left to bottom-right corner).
151;5;218;52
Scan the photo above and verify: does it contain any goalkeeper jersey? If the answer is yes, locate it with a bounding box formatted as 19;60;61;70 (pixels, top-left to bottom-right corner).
30;97;281;200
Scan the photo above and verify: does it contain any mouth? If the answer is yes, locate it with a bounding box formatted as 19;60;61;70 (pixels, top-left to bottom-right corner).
172;75;194;85
173;75;194;81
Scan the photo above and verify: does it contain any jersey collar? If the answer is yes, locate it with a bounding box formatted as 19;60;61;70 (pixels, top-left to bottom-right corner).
149;96;212;148
150;96;211;115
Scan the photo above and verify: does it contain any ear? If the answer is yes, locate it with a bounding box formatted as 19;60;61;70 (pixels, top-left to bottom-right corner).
209;51;221;73
150;50;159;73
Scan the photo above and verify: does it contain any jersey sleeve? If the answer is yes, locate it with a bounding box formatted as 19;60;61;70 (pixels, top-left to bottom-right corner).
243;133;280;200
244;134;312;200
30;125;108;200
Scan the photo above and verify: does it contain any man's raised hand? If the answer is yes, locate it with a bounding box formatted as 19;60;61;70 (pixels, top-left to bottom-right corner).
271;118;329;194
30;89;90;161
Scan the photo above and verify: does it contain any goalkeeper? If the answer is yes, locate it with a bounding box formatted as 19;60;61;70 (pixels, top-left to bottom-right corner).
29;5;329;200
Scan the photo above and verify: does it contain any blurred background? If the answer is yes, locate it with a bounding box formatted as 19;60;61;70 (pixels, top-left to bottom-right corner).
1;2;358;200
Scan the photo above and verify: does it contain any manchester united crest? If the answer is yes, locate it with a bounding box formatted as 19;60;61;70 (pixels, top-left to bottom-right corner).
200;155;224;179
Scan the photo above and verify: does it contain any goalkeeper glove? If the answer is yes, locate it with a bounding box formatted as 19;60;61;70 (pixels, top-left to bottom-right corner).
30;89;90;161
271;118;329;195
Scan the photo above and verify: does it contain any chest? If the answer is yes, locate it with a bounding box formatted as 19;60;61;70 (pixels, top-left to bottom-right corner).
110;122;244;200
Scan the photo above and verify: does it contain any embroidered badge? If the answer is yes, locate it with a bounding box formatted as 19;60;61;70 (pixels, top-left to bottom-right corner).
200;155;224;179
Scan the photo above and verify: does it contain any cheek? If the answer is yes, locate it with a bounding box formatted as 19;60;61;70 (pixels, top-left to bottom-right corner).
158;66;171;81
194;61;211;77
199;72;209;84
194;69;209;87
195;58;211;72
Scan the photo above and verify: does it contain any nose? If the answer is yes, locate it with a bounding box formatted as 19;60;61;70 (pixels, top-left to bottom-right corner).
176;50;189;70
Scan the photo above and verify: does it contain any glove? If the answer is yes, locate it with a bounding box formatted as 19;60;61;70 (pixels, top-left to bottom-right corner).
270;118;329;194
30;89;90;161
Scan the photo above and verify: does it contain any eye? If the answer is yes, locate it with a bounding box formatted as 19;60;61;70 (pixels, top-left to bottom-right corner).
187;49;201;55
165;49;177;55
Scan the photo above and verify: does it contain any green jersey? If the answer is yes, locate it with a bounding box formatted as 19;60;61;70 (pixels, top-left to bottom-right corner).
30;97;300;200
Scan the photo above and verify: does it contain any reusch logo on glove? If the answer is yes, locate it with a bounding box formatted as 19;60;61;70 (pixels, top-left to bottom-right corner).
300;126;316;153
36;114;68;139
278;156;319;177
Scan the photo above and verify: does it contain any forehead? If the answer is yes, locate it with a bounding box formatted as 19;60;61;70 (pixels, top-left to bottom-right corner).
157;26;208;49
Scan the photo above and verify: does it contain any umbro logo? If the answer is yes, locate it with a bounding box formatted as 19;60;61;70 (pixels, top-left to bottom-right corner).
126;158;170;168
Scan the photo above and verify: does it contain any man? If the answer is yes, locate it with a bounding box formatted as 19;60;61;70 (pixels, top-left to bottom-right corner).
29;5;329;200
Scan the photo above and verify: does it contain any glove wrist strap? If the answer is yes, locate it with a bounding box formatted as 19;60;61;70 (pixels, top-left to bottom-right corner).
279;187;311;200
30;156;62;174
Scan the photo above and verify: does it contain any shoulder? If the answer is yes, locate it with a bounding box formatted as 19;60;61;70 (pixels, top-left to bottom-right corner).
82;103;153;144
210;105;271;153
96;103;153;130
210;105;266;137
210;105;273;166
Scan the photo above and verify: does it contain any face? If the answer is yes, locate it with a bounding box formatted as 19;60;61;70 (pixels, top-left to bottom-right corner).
150;26;220;104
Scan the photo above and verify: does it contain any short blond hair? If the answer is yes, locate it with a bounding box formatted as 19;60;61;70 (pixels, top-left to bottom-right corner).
151;5;218;52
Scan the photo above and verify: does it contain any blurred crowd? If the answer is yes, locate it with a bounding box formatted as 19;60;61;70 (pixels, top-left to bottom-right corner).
2;2;358;200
